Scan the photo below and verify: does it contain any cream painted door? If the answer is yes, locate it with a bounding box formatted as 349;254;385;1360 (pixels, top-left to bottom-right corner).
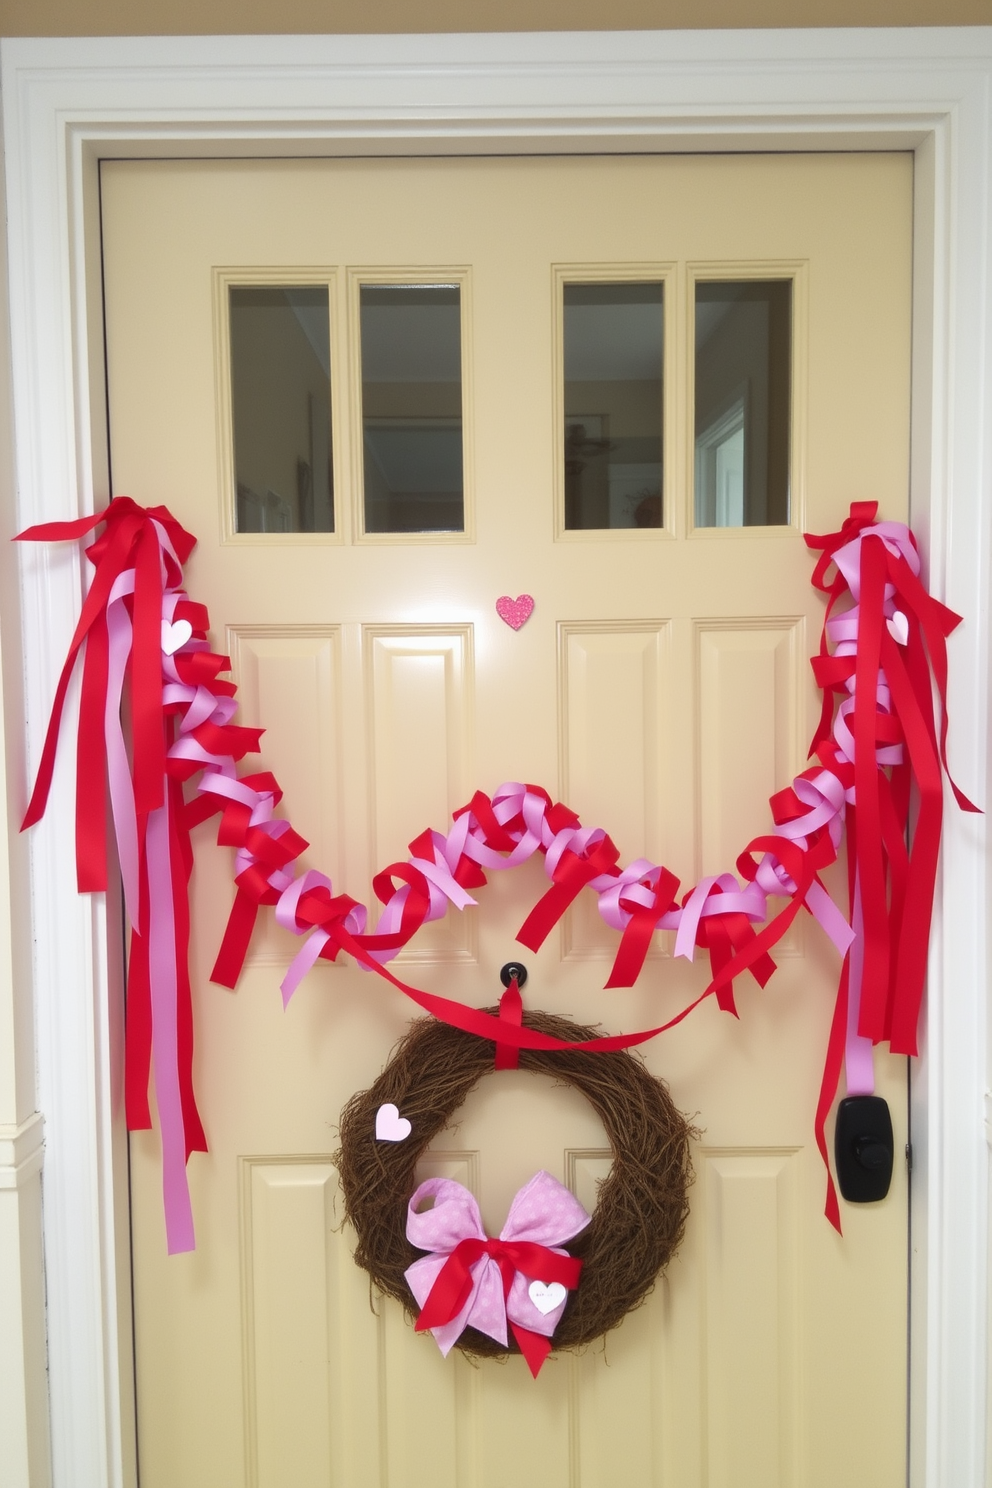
101;154;912;1488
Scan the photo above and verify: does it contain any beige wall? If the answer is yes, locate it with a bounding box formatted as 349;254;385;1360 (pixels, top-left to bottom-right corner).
0;0;989;35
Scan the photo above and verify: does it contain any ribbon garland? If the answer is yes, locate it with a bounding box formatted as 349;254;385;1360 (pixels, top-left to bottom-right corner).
15;497;978;1250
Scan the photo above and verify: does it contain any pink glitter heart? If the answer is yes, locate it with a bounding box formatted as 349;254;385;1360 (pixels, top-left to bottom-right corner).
496;594;535;631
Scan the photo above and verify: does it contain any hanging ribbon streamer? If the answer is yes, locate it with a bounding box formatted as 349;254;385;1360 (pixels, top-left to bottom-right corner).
16;497;978;1246
17;501;206;1252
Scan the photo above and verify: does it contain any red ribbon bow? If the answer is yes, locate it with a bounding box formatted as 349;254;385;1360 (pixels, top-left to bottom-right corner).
17;497;195;891
415;1237;583;1378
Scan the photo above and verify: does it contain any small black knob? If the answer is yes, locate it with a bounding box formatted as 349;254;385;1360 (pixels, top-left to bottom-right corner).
854;1137;890;1172
499;962;528;989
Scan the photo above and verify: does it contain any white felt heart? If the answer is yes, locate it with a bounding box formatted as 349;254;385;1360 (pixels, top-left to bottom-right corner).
496;594;535;631
528;1280;566;1316
886;610;909;646
161;618;193;656
375;1102;412;1142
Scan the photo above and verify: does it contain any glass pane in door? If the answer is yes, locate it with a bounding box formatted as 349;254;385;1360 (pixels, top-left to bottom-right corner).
230;284;333;533
563;281;664;531
360;284;464;534
694;279;791;528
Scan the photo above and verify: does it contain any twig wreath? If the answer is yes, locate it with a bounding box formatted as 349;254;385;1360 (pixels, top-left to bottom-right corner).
336;1007;694;1373
15;498;978;1264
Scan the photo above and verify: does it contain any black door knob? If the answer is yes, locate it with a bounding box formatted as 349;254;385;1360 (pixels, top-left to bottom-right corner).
835;1096;894;1203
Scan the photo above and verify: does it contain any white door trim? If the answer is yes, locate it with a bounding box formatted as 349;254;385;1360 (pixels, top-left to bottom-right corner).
1;29;989;1488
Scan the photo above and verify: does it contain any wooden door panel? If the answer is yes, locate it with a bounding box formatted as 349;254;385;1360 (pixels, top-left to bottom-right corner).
696;618;805;872
560;621;673;960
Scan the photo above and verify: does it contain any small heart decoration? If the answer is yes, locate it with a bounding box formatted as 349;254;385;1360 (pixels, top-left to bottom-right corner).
886;610;909;647
161;618;193;656
496;594;535;631
375;1102;412;1142
528;1280;567;1316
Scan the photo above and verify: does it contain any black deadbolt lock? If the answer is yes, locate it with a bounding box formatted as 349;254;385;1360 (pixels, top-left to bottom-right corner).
835;1095;894;1203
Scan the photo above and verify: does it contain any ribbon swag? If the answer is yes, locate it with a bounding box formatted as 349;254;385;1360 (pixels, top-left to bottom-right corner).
15;497;978;1250
405;1172;589;1377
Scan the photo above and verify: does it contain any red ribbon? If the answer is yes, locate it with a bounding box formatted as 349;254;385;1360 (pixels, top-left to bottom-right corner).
324;918;767;1057
804;501;882;759
494;977;523;1071
415;1236;583;1379
17;498;194;890
517;835;621;952
605;867;680;990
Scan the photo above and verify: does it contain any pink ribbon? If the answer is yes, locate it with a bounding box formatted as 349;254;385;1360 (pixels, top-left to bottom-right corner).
844;874;875;1096
145;802;195;1253
405;1172;590;1357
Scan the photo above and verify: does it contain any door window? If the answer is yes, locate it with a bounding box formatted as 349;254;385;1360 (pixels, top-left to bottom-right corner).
693;278;792;528
359;283;465;535
230;283;334;534
561;280;664;531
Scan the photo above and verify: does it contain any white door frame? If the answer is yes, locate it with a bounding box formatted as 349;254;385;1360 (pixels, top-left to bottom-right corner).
2;29;990;1488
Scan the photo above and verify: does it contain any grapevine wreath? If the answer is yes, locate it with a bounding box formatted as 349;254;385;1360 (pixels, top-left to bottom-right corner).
336;1002;694;1372
16;497;978;1366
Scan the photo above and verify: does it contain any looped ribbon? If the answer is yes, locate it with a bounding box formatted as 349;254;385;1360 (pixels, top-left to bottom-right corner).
405;1172;589;1378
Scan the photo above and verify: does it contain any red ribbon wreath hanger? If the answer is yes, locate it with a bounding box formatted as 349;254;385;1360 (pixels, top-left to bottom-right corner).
16;497;977;1249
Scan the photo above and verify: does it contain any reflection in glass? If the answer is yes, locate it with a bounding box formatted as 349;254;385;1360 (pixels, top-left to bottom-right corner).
694;280;791;528
360;285;464;534
563;282;663;531
230;285;333;533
